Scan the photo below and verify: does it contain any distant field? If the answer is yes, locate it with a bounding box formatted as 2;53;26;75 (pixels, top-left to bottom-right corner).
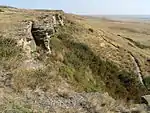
83;15;150;47
87;15;150;22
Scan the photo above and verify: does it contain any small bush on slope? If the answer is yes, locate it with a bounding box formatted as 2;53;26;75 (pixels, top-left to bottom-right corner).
0;37;19;59
143;76;150;89
0;36;22;69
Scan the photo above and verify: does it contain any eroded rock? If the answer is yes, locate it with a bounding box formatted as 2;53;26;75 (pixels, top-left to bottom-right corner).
31;13;64;55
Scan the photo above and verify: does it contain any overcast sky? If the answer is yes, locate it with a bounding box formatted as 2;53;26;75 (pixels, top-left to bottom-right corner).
1;0;150;15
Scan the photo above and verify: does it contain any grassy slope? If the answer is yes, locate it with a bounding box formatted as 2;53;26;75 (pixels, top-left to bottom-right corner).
0;7;149;112
13;19;147;100
82;16;150;87
55;20;147;100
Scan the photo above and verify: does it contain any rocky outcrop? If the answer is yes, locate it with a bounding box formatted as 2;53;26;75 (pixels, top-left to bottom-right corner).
17;13;65;57
17;21;36;58
130;53;145;86
31;13;64;55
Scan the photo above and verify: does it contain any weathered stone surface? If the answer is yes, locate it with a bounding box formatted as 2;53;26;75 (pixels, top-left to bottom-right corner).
141;95;150;106
31;13;64;54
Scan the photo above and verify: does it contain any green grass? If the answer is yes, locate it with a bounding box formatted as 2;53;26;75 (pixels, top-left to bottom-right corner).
54;24;147;101
143;77;150;90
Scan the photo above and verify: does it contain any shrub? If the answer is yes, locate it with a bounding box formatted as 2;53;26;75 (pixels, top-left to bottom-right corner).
0;36;22;61
143;77;150;89
88;28;94;33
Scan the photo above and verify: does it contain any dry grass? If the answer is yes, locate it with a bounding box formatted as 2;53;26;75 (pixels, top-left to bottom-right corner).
0;102;33;113
0;36;23;70
51;23;147;101
0;36;21;60
10;20;147;101
13;68;56;92
0;8;149;109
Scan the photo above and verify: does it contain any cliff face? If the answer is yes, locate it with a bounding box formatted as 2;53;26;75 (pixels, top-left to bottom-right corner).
0;6;150;112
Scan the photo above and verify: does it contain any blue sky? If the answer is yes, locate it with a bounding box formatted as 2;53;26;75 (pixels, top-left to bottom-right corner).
0;0;150;15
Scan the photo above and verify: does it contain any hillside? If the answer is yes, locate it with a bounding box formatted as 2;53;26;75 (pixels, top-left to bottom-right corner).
0;6;150;113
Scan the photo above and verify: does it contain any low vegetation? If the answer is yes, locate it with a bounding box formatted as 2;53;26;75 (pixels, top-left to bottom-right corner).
143;77;150;89
0;7;150;112
51;24;147;101
0;11;148;110
13;68;56;92
11;22;148;102
0;36;21;60
88;28;94;33
58;33;146;101
0;36;22;70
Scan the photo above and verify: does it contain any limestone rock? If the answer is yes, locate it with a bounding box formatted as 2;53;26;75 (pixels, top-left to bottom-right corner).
141;95;150;106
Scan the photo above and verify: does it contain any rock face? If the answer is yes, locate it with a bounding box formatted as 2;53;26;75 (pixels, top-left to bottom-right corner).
18;13;65;57
31;14;64;54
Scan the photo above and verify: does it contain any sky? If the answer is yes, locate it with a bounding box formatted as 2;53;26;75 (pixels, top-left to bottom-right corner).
0;0;150;15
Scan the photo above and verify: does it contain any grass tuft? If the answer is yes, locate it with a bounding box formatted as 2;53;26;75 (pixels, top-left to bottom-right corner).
0;36;22;60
